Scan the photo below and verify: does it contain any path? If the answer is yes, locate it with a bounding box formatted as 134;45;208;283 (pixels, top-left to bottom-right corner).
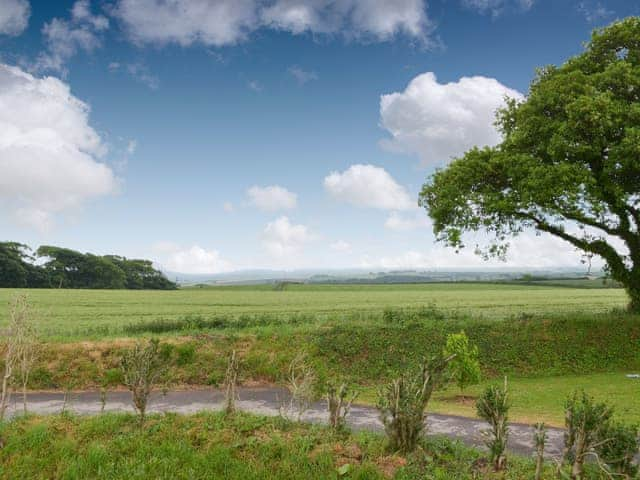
5;387;564;459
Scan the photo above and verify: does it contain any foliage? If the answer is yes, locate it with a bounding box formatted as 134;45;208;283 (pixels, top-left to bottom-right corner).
595;421;639;477
120;339;166;422
476;378;510;471
419;18;640;312
0;241;175;290
561;390;614;479
443;331;480;394
377;354;454;453
326;381;358;432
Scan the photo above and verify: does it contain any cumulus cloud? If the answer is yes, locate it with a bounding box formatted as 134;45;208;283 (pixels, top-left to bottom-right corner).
461;0;534;16
380;72;523;166
384;211;429;231
0;63;117;231
0;0;30;36
262;216;313;257
153;243;234;274
112;0;431;47
35;0;109;73
247;185;297;211
288;65;317;85
324;164;414;210
361;232;587;270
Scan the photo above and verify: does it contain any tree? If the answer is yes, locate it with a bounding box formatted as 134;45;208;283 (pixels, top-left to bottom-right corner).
443;331;481;395
419;18;640;312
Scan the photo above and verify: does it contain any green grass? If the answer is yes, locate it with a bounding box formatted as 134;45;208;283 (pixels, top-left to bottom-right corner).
0;283;628;339
0;412;611;479
357;372;640;427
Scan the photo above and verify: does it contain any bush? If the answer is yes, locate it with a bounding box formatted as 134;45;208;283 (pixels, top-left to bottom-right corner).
595;421;639;477
476;379;510;471
120;339;166;423
377;355;453;453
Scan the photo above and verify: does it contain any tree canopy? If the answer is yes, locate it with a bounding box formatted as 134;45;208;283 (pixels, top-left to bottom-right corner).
419;18;640;312
0;242;176;290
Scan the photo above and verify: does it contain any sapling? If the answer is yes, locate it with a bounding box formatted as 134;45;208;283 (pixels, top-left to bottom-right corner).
121;339;166;423
561;390;613;480
377;354;455;453
595;421;639;478
279;352;316;421
223;350;240;416
326;381;358;432
533;422;546;480
443;331;481;396
476;377;510;471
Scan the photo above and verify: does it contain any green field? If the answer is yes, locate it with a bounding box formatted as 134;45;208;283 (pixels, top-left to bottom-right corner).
0;283;628;339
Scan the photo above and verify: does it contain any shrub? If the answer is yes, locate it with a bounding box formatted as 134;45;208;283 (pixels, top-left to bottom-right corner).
476;378;510;471
325;382;358;433
595;421;639;477
443;331;480;395
279;353;316;422
377;354;453;453
120;339;166;423
175;343;196;366
561;390;614;479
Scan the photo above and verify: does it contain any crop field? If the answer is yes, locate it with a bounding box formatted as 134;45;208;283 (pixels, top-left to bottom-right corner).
0;282;628;339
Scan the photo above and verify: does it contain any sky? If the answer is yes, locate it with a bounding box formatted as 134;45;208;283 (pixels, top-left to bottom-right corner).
0;0;637;274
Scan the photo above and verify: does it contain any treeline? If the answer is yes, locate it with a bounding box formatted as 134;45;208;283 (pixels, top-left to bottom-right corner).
0;242;176;290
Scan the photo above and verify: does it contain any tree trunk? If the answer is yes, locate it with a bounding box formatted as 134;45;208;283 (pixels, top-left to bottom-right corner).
627;282;640;314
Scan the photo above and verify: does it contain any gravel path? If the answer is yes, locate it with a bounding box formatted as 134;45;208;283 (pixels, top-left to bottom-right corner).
5;387;564;459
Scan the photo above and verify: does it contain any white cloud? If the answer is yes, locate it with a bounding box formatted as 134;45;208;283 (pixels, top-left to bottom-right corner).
113;0;431;47
262;216;313;257
384;211;429;231
223;201;235;213
154;243;234;274
35;0;109;73
330;240;351;252
461;0;534;16
361;232;587;270
324;164;414;210
247;185;297;211
380;72;523;166
288;65;317;85
126;139;137;154
0;0;30;36
0;63;117;231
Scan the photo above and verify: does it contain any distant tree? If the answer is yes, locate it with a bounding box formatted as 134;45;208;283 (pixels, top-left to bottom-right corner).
0;242;31;287
420;18;640;313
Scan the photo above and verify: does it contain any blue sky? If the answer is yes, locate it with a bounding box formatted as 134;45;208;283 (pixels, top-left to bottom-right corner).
0;0;637;273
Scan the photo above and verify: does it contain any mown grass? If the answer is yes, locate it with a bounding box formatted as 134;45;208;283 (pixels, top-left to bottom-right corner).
0;412;611;479
0;283;627;339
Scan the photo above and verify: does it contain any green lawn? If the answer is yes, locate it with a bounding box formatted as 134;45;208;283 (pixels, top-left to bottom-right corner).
0;283;628;339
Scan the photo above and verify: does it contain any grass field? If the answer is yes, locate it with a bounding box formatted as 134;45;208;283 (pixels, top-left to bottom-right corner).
0;282;628;339
0;412;609;479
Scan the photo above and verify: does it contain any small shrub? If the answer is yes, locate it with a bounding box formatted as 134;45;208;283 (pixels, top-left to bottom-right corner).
279;353;316;421
175;343;196;366
560;390;613;479
595;421;639;477
476;378;510;471
326;382;358;433
377;354;454;453
120;339;166;423
443;331;480;395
